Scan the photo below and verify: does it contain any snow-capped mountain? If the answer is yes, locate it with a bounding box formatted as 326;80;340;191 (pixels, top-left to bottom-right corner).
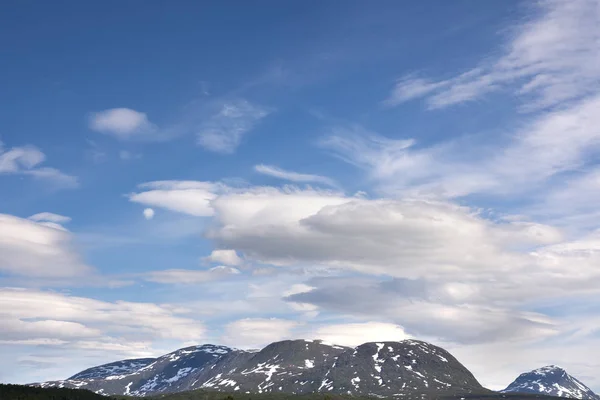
68;358;155;381
36;344;234;396
322;340;480;396
32;339;486;397
503;365;600;400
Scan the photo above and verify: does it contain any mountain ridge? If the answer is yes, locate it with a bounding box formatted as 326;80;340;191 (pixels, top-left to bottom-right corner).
502;365;600;400
31;340;600;400
31;339;486;397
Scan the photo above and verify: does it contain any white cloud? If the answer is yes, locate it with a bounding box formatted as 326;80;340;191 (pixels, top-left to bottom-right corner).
124;180;600;351
203;249;243;266
282;283;319;316
0;287;207;383
323;93;600;199
526;166;600;231
0;145;45;171
383;76;451;107
89;99;270;150
197;99;271;154
282;283;316;297
128;181;222;216
144;266;241;284
0;288;206;343
385;0;600;110
305;322;411;347
209;186;349;237
200;186;597;347
254;164;337;187
89;108;160;141
28;213;71;224
175;273;317;321
491;95;600;189
221;318;300;348
445;335;600;391
25;168;79;187
143;208;155;220
0;145;78;188
288;279;560;345
0;319;101;342
207;189;563;278
0;214;92;278
128;181;347;221
319;126;431;191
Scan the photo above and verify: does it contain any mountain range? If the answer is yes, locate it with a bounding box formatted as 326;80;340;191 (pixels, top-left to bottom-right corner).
31;339;599;400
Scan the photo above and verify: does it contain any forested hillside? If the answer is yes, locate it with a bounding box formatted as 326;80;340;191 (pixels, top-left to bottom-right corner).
0;384;109;400
0;384;577;400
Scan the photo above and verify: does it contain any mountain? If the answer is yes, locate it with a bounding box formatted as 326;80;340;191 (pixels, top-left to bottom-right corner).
35;344;234;396
31;339;487;397
322;340;481;396
503;365;600;400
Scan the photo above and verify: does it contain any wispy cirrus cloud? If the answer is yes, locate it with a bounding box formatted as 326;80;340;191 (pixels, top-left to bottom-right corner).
27;212;71;224
323;92;600;199
197;99;272;154
321;0;600;202
385;0;600;111
144;266;241;285
254;164;337;187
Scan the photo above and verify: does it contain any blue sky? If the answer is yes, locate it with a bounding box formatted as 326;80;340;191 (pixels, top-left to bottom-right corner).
2;0;600;392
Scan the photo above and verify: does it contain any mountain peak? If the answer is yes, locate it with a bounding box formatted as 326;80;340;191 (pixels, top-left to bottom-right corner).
532;365;565;373
504;365;600;400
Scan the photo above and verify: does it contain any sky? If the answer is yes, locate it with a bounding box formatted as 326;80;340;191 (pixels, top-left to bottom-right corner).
1;0;600;392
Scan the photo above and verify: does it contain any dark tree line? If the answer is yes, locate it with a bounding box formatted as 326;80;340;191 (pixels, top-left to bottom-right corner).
0;384;110;400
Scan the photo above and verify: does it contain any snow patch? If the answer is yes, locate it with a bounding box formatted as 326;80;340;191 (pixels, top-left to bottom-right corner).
124;382;133;395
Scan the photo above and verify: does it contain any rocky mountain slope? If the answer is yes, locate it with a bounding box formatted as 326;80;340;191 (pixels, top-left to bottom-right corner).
502;365;600;400
68;358;155;380
32;339;486;397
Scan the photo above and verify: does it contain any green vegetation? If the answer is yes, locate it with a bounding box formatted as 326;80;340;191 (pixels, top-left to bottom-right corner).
0;385;358;400
147;391;359;400
0;384;109;400
0;384;568;400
